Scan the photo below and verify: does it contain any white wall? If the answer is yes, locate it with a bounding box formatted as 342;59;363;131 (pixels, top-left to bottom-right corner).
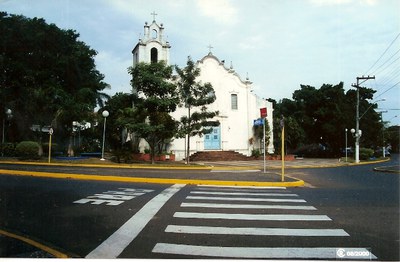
170;54;274;160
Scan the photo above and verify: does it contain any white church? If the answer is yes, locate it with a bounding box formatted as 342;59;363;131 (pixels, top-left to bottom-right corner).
131;17;274;161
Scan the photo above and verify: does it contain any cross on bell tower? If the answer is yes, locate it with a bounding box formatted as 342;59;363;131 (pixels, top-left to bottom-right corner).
151;11;157;21
131;13;171;70
207;44;213;55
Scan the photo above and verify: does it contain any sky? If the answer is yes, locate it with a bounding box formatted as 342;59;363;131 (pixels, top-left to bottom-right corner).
1;0;400;126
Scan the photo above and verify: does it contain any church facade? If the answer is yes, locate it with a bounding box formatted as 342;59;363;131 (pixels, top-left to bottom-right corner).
132;18;274;160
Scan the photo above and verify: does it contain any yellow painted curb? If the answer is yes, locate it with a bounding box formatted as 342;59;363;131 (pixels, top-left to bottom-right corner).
0;229;68;258
347;157;391;166
0;169;304;187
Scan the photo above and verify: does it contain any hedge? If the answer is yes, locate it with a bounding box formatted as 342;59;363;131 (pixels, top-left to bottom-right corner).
15;141;40;160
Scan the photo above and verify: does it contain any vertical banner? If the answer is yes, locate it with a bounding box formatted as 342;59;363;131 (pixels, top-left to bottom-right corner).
260;107;267;118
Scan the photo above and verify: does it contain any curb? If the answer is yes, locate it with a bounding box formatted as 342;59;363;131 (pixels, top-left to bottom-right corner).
373;166;400;174
0;169;304;188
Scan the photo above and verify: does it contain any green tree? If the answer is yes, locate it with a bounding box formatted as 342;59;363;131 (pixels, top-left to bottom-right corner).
386;125;399;153
128;61;179;164
175;57;219;164
274;82;383;157
252;118;271;152
0;12;109;147
102;92;136;152
346;87;382;149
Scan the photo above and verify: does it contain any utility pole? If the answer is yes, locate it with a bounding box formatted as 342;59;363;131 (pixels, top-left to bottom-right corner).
351;75;375;163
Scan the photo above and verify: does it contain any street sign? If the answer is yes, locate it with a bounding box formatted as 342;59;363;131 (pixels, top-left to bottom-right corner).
260;107;267;118
253;119;263;126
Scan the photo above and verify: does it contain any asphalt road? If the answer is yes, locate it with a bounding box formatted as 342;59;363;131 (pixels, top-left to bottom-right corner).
0;157;398;260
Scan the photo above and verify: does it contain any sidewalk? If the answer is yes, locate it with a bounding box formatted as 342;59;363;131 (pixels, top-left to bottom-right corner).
199;158;345;169
196;157;391;169
0;157;391;188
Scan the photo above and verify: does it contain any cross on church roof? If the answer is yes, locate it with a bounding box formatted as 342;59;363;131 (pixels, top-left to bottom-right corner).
207;44;213;54
151;11;158;21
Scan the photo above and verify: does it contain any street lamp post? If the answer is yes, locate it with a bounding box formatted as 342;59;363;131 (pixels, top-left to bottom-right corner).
351;128;362;161
2;108;12;144
101;110;109;161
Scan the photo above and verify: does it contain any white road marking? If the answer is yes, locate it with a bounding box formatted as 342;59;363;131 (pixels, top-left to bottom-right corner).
73;198;124;206
187;196;306;202
181;202;317;210
165;225;349;236
152;243;377;259
85;184;185;259
173;212;331;221
88;194;136;200
74;187;154;206
190;191;298;197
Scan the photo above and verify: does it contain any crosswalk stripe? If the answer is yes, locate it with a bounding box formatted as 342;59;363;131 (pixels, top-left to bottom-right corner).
181;202;317;210
165;225;349;236
152;243;377;259
85;184;185;259
190;191;298;197
174;212;331;221
187;196;306;202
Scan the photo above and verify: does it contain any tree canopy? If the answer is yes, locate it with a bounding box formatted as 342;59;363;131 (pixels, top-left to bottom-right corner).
175;57;219;163
273;82;383;157
0;12;109;144
127;61;179;163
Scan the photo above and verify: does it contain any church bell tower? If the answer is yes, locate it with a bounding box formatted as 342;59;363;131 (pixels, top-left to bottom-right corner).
132;12;171;68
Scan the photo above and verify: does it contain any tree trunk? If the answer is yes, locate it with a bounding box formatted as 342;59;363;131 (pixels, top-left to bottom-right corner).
150;137;155;164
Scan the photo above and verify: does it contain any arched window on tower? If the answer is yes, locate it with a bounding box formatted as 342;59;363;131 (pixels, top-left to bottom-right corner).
152;29;157;39
151;48;158;63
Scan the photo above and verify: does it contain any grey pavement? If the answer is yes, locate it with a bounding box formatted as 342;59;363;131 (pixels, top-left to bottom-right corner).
196;158;356;169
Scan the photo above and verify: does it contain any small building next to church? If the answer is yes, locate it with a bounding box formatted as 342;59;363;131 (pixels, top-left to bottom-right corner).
131;18;274;160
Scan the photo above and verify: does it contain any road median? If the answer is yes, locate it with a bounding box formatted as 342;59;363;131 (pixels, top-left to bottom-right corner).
0;169;304;187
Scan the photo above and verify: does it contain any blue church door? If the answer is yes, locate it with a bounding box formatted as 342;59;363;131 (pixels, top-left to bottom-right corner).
204;126;221;150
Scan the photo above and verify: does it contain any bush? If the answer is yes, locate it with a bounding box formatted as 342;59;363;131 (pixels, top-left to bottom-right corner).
1;143;16;157
15;141;40;160
359;148;374;160
251;149;261;158
42;142;59;156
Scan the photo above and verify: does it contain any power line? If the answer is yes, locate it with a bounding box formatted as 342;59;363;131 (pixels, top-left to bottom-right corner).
372;48;400;75
375;81;400;100
375;55;400;76
364;33;400;75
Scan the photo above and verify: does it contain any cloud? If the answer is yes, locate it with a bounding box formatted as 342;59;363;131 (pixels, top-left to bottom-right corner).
196;0;238;25
95;51;132;95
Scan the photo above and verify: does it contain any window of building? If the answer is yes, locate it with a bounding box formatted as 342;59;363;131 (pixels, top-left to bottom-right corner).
150;48;158;63
231;94;238;110
152;29;158;39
